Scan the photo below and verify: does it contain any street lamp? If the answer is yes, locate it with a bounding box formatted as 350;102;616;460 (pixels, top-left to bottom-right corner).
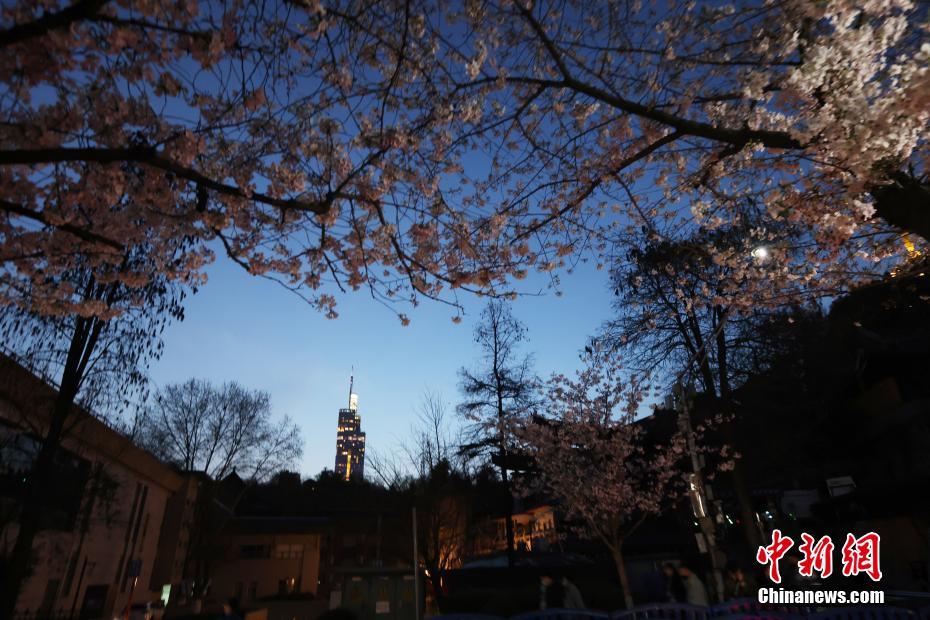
751;246;769;261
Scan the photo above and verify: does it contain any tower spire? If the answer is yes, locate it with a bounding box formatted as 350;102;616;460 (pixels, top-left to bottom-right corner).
348;366;354;409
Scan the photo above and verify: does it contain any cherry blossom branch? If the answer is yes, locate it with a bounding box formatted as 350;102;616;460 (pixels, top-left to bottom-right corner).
0;147;333;215
0;199;125;250
0;0;110;48
512;130;683;242
90;15;213;39
513;2;803;150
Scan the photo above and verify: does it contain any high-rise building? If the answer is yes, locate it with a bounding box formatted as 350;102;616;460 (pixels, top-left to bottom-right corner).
334;375;365;481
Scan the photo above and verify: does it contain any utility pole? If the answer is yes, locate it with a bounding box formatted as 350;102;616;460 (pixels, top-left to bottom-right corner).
676;384;725;602
412;507;420;620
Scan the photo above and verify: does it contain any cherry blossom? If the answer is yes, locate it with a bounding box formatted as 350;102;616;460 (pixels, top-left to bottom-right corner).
515;349;701;608
1;0;927;322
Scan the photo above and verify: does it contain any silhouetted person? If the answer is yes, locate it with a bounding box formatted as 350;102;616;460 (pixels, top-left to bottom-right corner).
677;565;709;606
663;563;687;603
724;562;758;599
562;575;585;609
540;571;566;609
222;599;242;620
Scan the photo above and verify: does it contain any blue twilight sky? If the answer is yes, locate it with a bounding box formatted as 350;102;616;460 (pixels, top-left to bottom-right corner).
148;253;615;478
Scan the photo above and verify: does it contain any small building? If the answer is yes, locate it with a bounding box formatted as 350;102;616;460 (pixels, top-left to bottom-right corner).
0;354;186;619
468;504;560;557
211;517;326;604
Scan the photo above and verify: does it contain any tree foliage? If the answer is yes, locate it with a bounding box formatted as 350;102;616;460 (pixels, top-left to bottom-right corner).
457;300;537;463
0;247;188;417
3;0;926;323
138;379;303;481
406;393;470;604
599;223;820;551
517;349;698;607
368;392;469;594
600;221;819;396
0;242;188;620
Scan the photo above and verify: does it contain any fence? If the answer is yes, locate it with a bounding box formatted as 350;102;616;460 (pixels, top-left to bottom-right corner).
430;602;930;620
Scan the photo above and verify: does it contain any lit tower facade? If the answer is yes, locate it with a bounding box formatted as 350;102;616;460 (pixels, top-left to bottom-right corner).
334;375;366;480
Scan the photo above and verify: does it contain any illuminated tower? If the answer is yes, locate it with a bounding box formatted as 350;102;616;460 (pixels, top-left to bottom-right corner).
334;374;366;481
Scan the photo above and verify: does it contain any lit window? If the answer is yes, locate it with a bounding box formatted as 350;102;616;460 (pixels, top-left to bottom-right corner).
274;544;303;559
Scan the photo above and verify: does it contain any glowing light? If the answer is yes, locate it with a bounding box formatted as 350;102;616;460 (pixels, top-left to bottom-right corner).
751;246;769;261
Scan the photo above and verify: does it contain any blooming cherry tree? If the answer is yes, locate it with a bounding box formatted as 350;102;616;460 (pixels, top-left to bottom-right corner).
0;0;540;320
395;0;930;301
2;0;928;322
518;351;694;608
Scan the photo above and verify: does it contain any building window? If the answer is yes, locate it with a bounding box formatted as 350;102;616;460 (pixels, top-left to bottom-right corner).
274;543;303;559
240;545;269;559
0;422;90;531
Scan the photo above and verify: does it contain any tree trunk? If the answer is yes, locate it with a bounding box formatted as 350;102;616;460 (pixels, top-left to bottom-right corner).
500;461;516;567
716;343;763;554
714;416;762;552
425;505;446;610
494;342;515;567
729;460;762;551
719;415;763;553
427;565;445;611
609;542;634;610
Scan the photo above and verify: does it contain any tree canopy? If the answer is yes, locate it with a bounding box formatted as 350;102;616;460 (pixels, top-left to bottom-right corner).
2;0;927;322
138;378;303;481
